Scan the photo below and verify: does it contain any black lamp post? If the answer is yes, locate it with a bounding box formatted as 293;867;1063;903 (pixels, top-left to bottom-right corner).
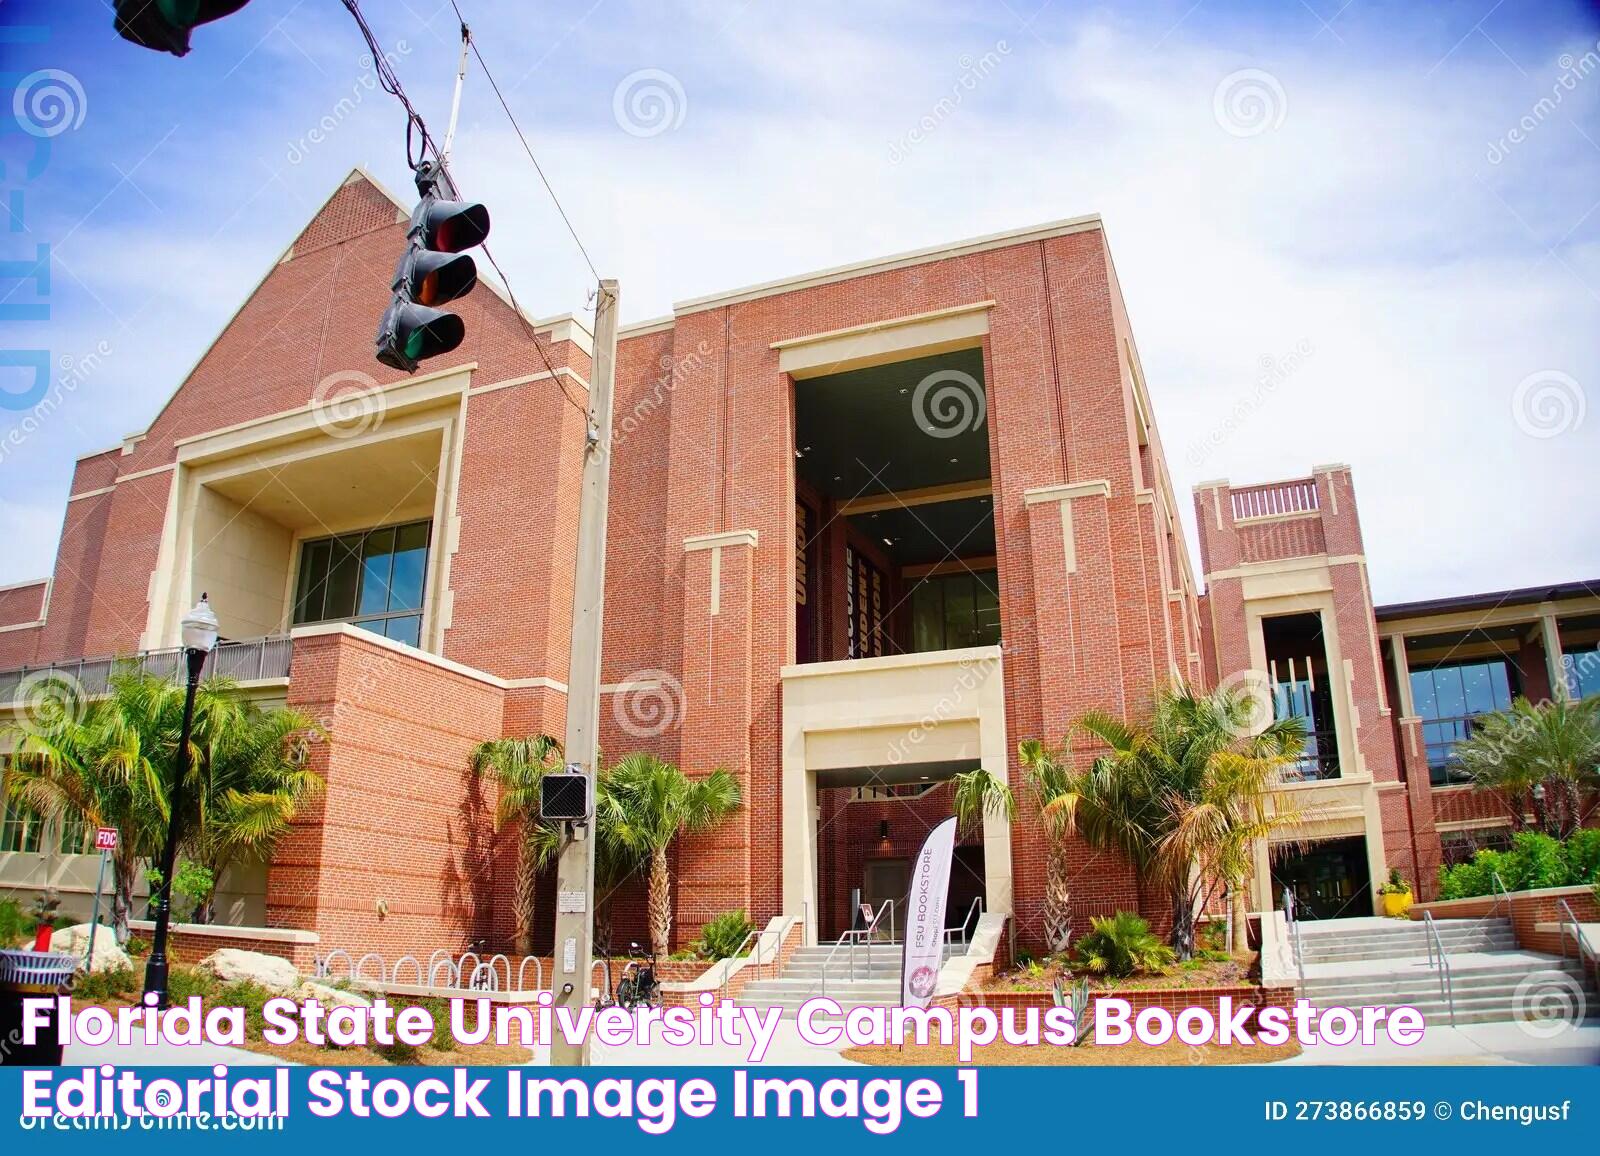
143;593;219;1009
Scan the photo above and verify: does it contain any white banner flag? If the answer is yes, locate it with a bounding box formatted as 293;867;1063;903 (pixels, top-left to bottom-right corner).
900;815;958;1008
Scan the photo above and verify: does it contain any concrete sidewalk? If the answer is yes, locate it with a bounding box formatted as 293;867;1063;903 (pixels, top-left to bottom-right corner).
1277;1020;1600;1065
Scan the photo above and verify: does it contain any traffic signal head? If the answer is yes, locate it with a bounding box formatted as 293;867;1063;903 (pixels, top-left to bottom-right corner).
114;0;252;57
374;165;491;374
374;300;466;373
411;198;491;254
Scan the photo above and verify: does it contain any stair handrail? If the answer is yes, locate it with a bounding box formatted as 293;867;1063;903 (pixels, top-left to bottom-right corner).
1421;910;1458;1026
1282;886;1306;991
1557;898;1598;987
720;925;784;1001
819;901;891;997
943;897;984;955
1487;869;1509;919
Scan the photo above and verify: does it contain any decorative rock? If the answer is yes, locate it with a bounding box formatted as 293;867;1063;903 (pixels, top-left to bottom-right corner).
196;948;303;993
295;980;373;1008
46;924;132;974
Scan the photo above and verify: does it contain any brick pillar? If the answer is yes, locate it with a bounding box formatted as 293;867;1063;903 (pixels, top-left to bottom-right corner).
1394;716;1442;898
674;530;757;944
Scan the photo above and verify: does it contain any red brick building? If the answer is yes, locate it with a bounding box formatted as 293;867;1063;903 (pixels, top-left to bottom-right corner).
1;170;1595;956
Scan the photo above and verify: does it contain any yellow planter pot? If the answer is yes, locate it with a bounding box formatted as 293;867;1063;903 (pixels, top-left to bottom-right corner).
1380;890;1413;917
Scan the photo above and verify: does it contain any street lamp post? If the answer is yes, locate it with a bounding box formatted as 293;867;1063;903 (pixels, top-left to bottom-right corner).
142;594;220;1009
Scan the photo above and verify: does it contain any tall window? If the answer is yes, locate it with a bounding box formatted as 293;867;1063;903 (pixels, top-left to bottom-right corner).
1409;659;1515;786
293;520;430;648
0;798;42;853
1563;646;1600;701
909;570;1000;653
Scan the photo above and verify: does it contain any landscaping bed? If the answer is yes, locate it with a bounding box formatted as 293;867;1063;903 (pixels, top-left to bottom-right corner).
983;951;1257;994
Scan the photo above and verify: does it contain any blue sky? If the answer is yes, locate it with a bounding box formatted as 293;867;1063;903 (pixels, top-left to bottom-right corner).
0;0;1597;603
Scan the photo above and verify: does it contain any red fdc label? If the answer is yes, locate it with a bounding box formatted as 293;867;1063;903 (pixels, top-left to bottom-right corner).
94;827;118;850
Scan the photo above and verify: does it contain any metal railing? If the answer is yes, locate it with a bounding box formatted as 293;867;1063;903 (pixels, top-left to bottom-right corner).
1282;887;1307;991
1422;911;1458;1026
942;897;984;955
1557;898;1598;987
0;635;293;702
1487;869;1510;919
1231;478;1319;521
820;901;892;996
720;925;785;1001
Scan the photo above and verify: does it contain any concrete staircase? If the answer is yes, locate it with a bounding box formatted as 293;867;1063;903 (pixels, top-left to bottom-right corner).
1294;916;1594;1027
738;943;905;1017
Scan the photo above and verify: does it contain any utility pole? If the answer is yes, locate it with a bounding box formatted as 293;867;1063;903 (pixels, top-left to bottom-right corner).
549;279;619;1066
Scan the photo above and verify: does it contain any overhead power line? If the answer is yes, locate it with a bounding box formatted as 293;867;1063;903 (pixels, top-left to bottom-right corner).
447;0;602;283
338;0;590;421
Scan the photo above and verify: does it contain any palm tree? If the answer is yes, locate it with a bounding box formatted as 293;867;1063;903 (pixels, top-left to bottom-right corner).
1453;696;1600;838
187;698;322;922
1020;684;1306;959
606;753;742;957
3;670;319;941
470;735;564;955
953;761;1077;954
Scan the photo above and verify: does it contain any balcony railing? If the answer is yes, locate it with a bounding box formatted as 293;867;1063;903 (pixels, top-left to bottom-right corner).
0;636;292;704
1282;729;1341;782
1231;478;1319;521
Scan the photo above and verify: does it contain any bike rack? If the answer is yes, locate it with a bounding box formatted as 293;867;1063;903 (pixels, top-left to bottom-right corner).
517;956;545;992
354;952;386;983
391;955;423;985
320;948;354;981
590;958;613;1006
428;957;459;988
468;961;499;991
487;953;512;990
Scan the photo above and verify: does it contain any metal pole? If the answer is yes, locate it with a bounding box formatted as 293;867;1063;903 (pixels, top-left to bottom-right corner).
143;646;205;1008
85;849;108;968
548;279;619;1066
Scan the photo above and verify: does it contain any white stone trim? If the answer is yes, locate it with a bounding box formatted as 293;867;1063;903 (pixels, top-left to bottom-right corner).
67;485;115;502
674;214;1102;315
683;529;758;552
289;621;508;689
127;919;319;945
1022;478;1111;504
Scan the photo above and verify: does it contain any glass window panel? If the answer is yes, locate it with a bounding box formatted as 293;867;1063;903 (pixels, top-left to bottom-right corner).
357;527;397;616
1460;664;1494;715
388;522;428;612
911;581;943;653
1432;666;1467;718
383;615;422;648
293;538;331;625
323;536;361;620
973;573;1000;646
1487;662;1512;709
943;578;976;649
1409;670;1436;719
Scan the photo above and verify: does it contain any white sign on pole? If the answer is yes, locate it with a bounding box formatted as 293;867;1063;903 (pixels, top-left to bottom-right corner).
900;815;958;1009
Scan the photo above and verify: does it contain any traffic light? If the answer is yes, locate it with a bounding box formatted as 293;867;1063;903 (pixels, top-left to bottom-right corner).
114;0;252;56
375;163;491;373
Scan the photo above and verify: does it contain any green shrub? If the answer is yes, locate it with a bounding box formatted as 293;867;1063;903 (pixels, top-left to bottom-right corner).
691;909;755;961
74;966;138;1001
1072;911;1175;979
0;898;26;947
1509;831;1567;889
1563;829;1600;885
126;936;150;957
1437;849;1506;900
165;966;219;1004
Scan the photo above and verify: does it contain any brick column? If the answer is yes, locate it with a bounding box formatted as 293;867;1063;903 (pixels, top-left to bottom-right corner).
674;530;757;943
1393;716;1442;898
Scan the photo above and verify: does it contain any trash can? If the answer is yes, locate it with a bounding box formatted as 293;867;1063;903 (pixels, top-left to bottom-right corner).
0;950;80;1066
